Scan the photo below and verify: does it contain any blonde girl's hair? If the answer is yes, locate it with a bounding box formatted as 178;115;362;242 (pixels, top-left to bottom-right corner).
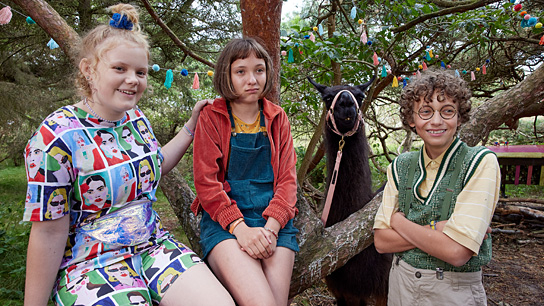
75;3;150;98
213;37;274;101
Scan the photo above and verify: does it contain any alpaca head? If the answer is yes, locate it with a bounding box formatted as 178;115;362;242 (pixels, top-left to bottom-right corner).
308;76;375;135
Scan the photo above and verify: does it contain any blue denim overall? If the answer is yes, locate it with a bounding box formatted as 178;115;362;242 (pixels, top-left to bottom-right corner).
199;107;299;258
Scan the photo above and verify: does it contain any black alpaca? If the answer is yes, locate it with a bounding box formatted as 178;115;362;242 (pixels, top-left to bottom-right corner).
308;76;392;306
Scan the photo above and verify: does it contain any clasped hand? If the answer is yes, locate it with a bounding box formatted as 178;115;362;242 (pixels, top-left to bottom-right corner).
232;223;277;260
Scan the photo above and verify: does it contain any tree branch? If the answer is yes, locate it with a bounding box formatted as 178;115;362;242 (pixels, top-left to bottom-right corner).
12;0;80;64
460;64;544;146
140;0;215;69
391;0;501;33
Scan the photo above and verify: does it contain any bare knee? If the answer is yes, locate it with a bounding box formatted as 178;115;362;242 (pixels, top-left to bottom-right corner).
160;264;234;306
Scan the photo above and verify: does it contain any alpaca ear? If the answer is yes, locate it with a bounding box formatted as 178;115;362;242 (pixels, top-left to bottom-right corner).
356;74;377;92
307;76;328;95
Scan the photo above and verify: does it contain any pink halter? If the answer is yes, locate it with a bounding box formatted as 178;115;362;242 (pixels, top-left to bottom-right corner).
325;89;364;137
321;89;364;225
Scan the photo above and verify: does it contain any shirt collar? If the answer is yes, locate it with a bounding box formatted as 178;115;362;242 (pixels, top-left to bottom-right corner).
422;138;457;168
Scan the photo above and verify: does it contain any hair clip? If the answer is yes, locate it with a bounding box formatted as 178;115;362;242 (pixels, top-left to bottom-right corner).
109;13;133;30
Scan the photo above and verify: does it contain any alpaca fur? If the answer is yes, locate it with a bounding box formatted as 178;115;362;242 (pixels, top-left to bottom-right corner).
309;76;392;306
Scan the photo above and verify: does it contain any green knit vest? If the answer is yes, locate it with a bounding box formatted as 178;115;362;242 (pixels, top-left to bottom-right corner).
392;138;494;272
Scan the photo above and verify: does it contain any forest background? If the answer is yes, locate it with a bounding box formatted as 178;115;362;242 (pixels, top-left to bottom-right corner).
0;0;543;304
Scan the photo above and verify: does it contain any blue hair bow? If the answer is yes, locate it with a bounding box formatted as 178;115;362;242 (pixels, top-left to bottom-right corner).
110;13;133;30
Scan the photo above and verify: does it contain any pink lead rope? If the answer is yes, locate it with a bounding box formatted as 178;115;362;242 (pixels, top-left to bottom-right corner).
321;90;363;225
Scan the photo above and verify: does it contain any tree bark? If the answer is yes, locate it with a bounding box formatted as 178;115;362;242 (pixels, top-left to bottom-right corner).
460;64;544;146
240;0;282;104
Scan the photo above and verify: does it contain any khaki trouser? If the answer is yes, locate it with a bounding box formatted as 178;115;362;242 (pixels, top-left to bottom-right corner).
387;256;487;306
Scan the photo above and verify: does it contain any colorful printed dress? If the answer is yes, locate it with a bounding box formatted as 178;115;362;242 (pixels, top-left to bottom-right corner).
23;105;200;305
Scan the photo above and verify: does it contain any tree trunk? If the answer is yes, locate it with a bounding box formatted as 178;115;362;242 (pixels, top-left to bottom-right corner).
240;0;282;104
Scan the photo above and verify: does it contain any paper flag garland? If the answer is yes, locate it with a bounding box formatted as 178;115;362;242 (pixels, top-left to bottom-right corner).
288;49;294;63
0;6;12;25
373;52;379;66
471;71;475;81
47;38;59;49
392;76;398;87
192;73;199;89
309;32;315;42
164;69;173;89
360;31;367;44
350;7;357;19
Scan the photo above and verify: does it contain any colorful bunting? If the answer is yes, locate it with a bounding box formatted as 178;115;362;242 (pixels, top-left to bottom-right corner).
164;69;173;89
0;6;12;25
46;38;59;49
192;72;199;89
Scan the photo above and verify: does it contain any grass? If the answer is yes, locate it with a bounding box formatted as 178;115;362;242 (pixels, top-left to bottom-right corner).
0;165;31;305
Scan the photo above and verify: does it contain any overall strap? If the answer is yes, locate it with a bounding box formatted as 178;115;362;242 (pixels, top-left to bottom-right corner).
227;101;265;135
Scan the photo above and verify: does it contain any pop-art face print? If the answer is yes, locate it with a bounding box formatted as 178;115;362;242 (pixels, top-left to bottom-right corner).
47;189;68;219
139;164;153;192
51;152;73;182
82;177;109;208
68;276;88;295
128;293;149;305
158;268;179;295
121;167;130;183
98;131;123;159
74;133;86;148
27;146;44;179
137;121;153;145
67;274;89;295
106;262;132;285
45;109;81;134
121;128;135;144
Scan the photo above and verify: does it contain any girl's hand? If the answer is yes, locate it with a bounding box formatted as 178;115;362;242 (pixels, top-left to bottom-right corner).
190;99;214;122
233;223;273;260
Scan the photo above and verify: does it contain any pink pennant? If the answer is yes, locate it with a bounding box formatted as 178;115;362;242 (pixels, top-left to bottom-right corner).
309;32;315;43
0;6;13;25
471;71;475;81
422;62;428;71
192;73;200;89
373;52;379;66
360;31;367;44
482;64;486;75
417;70;421;78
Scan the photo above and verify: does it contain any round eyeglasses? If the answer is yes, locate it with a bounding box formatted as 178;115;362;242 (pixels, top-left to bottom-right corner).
417;105;457;120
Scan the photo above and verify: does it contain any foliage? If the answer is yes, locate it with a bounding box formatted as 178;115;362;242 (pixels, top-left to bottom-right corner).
279;0;544;187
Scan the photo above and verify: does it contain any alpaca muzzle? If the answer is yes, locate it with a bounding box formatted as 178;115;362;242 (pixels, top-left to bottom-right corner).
326;89;363;137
